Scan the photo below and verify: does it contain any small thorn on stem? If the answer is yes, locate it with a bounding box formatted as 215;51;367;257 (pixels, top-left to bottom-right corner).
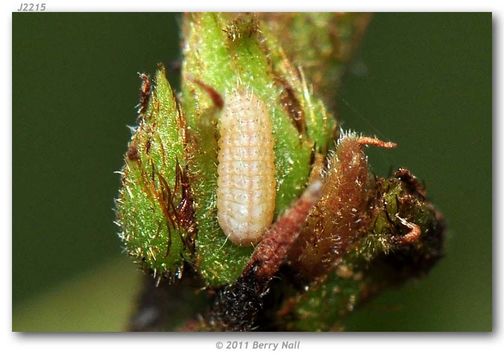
357;136;397;149
186;76;224;109
396;215;421;244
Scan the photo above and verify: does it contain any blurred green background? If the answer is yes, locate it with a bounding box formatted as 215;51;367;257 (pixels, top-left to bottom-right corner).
12;13;491;331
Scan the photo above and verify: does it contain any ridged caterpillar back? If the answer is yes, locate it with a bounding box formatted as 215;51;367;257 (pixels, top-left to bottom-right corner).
217;89;276;246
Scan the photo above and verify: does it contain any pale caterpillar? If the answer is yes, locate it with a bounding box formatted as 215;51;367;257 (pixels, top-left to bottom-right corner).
216;88;276;246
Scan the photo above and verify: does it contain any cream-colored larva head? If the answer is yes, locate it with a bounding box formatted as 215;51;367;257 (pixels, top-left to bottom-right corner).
216;89;276;246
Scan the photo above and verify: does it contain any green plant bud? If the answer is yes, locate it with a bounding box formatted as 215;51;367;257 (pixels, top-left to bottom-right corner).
181;13;336;286
119;13;447;332
115;65;194;282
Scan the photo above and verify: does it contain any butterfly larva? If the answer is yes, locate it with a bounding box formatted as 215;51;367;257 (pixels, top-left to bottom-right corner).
217;88;276;246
